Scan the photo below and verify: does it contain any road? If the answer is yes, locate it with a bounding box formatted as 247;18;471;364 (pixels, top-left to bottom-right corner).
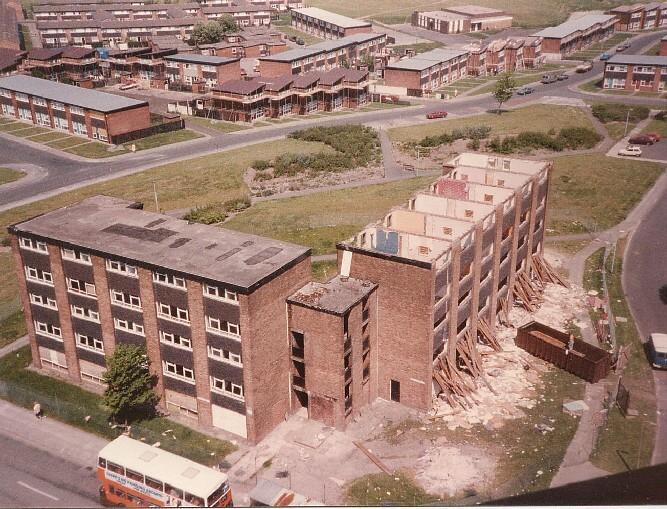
0;28;665;210
0;434;100;508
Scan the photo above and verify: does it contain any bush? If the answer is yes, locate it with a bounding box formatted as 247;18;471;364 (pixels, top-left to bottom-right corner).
654;110;667;121
466;138;481;150
183;204;227;224
465;125;492;140
557;127;602;149
591;103;650;123
252;159;271;171
288;124;380;166
417;124;491;148
486;127;601;154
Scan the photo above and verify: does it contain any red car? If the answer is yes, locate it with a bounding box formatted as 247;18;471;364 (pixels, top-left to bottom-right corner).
646;132;662;143
426;111;448;119
628;134;654;145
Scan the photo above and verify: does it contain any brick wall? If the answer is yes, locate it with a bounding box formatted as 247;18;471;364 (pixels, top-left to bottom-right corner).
259;59;292;77
384;68;421;91
105;104;151;137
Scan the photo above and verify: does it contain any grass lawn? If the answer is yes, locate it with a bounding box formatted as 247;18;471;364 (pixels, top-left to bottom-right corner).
568;33;632;61
0;310;26;349
312;260;338;282
391;41;443;55
0;252;22;321
589;241;657;472
130;129;202;151
605;121;636;141
11;126;51;138
388;104;593;143
546;154;664;236
274;24;322;44
27;131;70;143
0;346;236;466
0;167;25;185
469;64;573;96
64;141;126;159
346;472;440;506
188;116;251;133
0;121;33;132
642;118;667;138
545;239;591;256
224;177;433;255
46;135;91;149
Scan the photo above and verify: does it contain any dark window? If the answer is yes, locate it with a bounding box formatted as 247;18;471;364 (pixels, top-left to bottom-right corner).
390;379;400;402
145;476;163;491
126;469;143;482
107;462;124;475
98;457;106;468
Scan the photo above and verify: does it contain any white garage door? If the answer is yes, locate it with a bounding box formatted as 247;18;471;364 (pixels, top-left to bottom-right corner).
211;405;247;438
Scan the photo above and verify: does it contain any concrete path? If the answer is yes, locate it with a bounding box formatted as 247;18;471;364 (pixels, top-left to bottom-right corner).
379;128;403;178
0;335;28;358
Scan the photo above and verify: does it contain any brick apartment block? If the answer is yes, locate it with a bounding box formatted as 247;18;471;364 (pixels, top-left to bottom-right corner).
603;53;667;92
9;195;311;442
608;2;667;31
0;74;149;142
199;27;287;59
532;14;617;59
411;5;512;34
384;48;468;96
467;37;544;76
22;46;101;84
290;7;372;40
164;53;241;90
10;153;552;441
258;32;387;77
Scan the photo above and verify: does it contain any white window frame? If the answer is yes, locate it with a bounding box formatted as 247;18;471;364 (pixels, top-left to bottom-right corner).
61;247;92;265
205;316;240;339
110;289;142;310
203;284;238;304
156;302;190;324
71;304;100;323
163;361;195;384
76;332;104;353
25;266;54;286
19;237;48;253
159;330;192;350
210;376;244;401
113;317;145;336
81;369;105;385
34;320;62;340
207;345;242;366
152;271;186;290
66;277;97;298
106;259;138;277
29;293;58;310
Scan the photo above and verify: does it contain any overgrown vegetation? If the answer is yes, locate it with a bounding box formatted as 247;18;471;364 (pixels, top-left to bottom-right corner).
250;125;381;178
184;196;250;225
591;103;650;124
415;125;492;148
346;472;440;506
487;127;602;153
0;346;236;465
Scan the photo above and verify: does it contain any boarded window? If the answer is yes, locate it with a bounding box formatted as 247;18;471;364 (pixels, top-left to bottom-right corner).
484;194;494;203
419;246;430;255
442;226;453;235
497;179;505;186
464;209;474;218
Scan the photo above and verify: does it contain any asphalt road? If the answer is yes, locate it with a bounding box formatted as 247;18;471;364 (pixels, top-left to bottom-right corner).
0;434;101;508
622;180;667;465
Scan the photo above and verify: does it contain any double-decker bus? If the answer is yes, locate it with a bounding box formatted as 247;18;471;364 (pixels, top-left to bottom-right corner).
97;435;233;507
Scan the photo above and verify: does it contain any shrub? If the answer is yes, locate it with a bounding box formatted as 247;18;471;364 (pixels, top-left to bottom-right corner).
465;125;492;139
466;138;481;150
557;127;602;149
654;110;667;121
252;159;271;171
288;124;380;166
183;203;227;224
591;103;650;123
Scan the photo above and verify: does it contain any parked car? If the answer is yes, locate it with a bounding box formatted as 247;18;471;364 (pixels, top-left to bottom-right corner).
296;38;305;45
617;145;642;156
616;45;626;52
288;35;297;42
646;132;662;143
576;61;594;73
600;52;612;61
540;74;558;84
426;111;448;119
648;333;667;369
628;134;655;145
556;72;569;80
516;86;534;95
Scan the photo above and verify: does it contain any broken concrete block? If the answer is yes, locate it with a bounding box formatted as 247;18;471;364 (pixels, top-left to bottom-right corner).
563;400;589;417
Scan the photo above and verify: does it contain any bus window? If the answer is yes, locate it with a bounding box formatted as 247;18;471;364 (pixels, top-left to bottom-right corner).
126;469;144;483
98;457;107;469
165;483;183;500
107;462;125;475
207;483;229;507
185;492;204;507
145;476;163;491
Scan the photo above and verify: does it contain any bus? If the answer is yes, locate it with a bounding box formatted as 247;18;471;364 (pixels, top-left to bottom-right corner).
97;435;233;507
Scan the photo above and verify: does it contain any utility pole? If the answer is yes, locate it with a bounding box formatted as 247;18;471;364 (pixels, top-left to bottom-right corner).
624;109;631;137
153;182;159;212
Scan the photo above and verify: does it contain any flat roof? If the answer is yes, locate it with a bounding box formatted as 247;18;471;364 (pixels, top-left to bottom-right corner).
11;195;310;291
0;75;146;112
164;53;239;65
288;275;377;315
292;7;371;28
533;14;616;39
386;48;468;71
98;436;227;499
607;54;667;66
443;4;506;16
651;333;667;352
258;33;383;63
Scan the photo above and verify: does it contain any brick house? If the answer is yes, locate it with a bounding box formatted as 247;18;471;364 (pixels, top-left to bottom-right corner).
533;14;617;59
290;7;372;40
608;3;667;31
411;5;512;34
164;53;241;91
9;195;311;442
0;74;150;142
384;48;468;96
603;54;667;92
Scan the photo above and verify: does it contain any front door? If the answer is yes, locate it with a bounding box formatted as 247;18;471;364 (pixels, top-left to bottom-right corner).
390;380;400;402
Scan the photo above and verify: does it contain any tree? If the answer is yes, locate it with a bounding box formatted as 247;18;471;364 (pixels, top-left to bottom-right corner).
103;344;159;422
493;72;516;114
217;14;238;34
191;21;225;45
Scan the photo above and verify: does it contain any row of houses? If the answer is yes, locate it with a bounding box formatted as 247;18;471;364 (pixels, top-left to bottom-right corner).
532;14;617;59
382;38;543;96
411;5;513;34
289;7;372;40
603;52;667;92
9;152;551;441
608;2;667;31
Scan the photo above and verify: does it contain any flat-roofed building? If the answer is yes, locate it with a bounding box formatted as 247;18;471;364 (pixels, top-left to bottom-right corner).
607;3;667;31
199;27;287;59
258;32;386;77
412;5;512;34
336;153;551;411
0;74;150;142
9;195;311;442
384;47;468;96
290;7;372;40
603;53;667;92
533;14;616;59
164;53;241;91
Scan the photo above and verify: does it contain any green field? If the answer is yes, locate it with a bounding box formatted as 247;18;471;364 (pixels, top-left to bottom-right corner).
188;116;252;133
274;25;323;44
388;104;594;143
642;118;667;138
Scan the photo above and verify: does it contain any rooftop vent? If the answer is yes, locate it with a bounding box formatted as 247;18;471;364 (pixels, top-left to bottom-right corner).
144;218;167;228
169;238;191;248
216;247;242;261
244;247;283;265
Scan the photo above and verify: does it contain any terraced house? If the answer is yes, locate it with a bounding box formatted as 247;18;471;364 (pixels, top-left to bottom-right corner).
533;14;617;59
0;75;150;142
608;3;667;31
603;54;667;92
290;7;372;39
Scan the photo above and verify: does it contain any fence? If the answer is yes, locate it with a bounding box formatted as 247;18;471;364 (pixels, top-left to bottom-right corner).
109;116;185;145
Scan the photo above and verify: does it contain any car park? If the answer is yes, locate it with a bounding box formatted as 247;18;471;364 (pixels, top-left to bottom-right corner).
617;145;642;157
426;111;448;119
516;86;534;95
628;134;654;145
